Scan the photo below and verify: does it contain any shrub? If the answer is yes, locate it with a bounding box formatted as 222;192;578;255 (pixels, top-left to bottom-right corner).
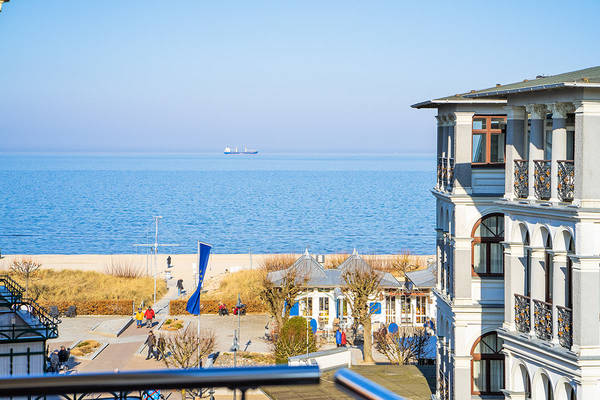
260;254;297;272
71;340;101;357
39;299;134;315
274;316;318;364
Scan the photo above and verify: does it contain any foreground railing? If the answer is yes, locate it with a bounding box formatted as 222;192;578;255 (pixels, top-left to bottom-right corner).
334;368;405;400
533;299;553;341
514;160;529;199
557;305;573;350
557;160;575;202
0;366;320;399
534;160;551;200
514;294;531;334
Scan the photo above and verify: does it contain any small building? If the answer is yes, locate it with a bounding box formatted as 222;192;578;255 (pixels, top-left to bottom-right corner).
0;275;59;376
268;250;436;332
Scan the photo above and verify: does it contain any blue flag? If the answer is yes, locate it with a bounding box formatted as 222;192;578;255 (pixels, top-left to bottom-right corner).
186;242;212;315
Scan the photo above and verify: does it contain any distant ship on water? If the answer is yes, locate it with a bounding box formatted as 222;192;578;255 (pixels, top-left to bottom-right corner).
224;146;258;155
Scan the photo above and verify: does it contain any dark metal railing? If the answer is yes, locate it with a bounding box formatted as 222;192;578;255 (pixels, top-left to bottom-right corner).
514;294;531;334
0;274;25;305
514;160;529;199
557;160;575;202
534;160;551;200
446;158;455;192
557;305;573;350
334;368;405;400
436;157;454;192
533;299;553;341
0;365;320;398
437;157;445;189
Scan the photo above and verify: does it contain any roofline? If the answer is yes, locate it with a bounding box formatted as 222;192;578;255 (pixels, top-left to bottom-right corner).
464;82;600;98
411;98;507;109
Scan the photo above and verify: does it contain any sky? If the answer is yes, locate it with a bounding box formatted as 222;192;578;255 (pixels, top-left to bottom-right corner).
1;1;599;154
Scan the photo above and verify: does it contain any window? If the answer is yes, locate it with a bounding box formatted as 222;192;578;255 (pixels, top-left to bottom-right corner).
303;297;313;317
566;238;574;309
472;214;504;277
524;232;531;297
472;115;506;165
386;296;396;324
415;296;427;323
544;235;553;303
471;332;504;396
400;295;412;324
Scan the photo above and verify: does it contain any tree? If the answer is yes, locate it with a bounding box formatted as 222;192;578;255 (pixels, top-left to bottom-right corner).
341;262;382;364
374;326;430;365
258;266;307;331
9;258;42;296
274;316;318;364
159;326;216;399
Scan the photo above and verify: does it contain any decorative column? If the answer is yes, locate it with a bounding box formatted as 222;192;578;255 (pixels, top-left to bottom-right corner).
446;114;455;193
453;112;474;195
452;237;472;302
549;103;574;202
574;101;600;206
503;242;525;331
504;106;527;199
436;229;444;292
436;116;444;189
551;252;568;345
572;256;600;354
526;104;547;200
529;248;546;334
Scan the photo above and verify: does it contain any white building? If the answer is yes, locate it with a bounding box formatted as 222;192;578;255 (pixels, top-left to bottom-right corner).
414;65;600;400
0;275;59;376
268;250;436;332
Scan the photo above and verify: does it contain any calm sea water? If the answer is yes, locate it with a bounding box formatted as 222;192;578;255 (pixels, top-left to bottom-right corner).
0;153;436;254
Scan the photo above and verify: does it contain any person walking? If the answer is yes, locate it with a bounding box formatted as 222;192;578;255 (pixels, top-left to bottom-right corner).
145;331;156;360
176;279;184;297
50;350;59;372
166;256;172;268
135;307;144;328
145;305;155;328
156;336;166;361
335;326;342;348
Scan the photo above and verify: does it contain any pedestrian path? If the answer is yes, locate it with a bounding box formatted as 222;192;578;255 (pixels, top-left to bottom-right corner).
79;342;141;372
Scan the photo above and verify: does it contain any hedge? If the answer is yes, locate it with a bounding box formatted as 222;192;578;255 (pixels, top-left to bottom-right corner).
39;300;135;315
169;299;267;315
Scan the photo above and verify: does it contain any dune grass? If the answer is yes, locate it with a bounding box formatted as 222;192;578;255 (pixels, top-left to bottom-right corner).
259;254;297;272
203;269;263;303
162;318;184;331
71;340;101;357
10;269;167;305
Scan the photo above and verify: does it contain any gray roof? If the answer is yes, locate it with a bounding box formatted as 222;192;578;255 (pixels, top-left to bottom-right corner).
412;66;600;108
404;265;436;289
268;250;401;289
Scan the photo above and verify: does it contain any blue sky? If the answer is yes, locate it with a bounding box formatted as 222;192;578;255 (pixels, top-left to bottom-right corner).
1;1;598;153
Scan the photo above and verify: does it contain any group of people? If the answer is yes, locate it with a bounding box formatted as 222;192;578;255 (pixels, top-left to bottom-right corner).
135;306;156;328
334;326;348;347
47;345;70;373
144;331;166;361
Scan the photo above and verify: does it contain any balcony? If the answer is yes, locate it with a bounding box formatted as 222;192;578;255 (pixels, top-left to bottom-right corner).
514;294;531;334
436;157;454;193
533;160;551;200
557;160;575;202
533;299;553;341
513;295;572;350
513;160;529;199
557;306;573;349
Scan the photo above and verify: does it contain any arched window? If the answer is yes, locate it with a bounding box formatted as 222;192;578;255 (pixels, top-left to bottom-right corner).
524;231;531;297
472;213;504;277
471;332;504;395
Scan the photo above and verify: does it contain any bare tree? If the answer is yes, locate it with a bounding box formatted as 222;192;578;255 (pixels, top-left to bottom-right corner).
390;249;415;277
374;326;430;365
258;266;307;331
341;263;382;363
9;258;42;296
159;327;216;399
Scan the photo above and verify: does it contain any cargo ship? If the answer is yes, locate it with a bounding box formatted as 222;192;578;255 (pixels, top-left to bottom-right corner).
224;146;258;155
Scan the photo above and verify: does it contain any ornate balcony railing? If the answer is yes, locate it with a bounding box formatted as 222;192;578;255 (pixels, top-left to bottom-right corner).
557;305;573;350
437;157;444;189
533;299;553;341
534;160;551;200
514;160;529;199
557;160;575;202
438;371;449;400
446;158;455;192
514;294;531;334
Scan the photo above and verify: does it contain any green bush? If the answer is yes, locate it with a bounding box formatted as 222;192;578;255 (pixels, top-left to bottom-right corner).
274;317;318;364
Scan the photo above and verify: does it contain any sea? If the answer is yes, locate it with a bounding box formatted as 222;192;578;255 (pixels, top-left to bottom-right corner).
0;153;436;255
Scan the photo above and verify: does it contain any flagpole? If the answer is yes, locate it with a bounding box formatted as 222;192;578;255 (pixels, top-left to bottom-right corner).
197;240;201;369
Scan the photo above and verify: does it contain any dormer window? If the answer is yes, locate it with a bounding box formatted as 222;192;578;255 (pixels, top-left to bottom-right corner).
472;116;507;166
